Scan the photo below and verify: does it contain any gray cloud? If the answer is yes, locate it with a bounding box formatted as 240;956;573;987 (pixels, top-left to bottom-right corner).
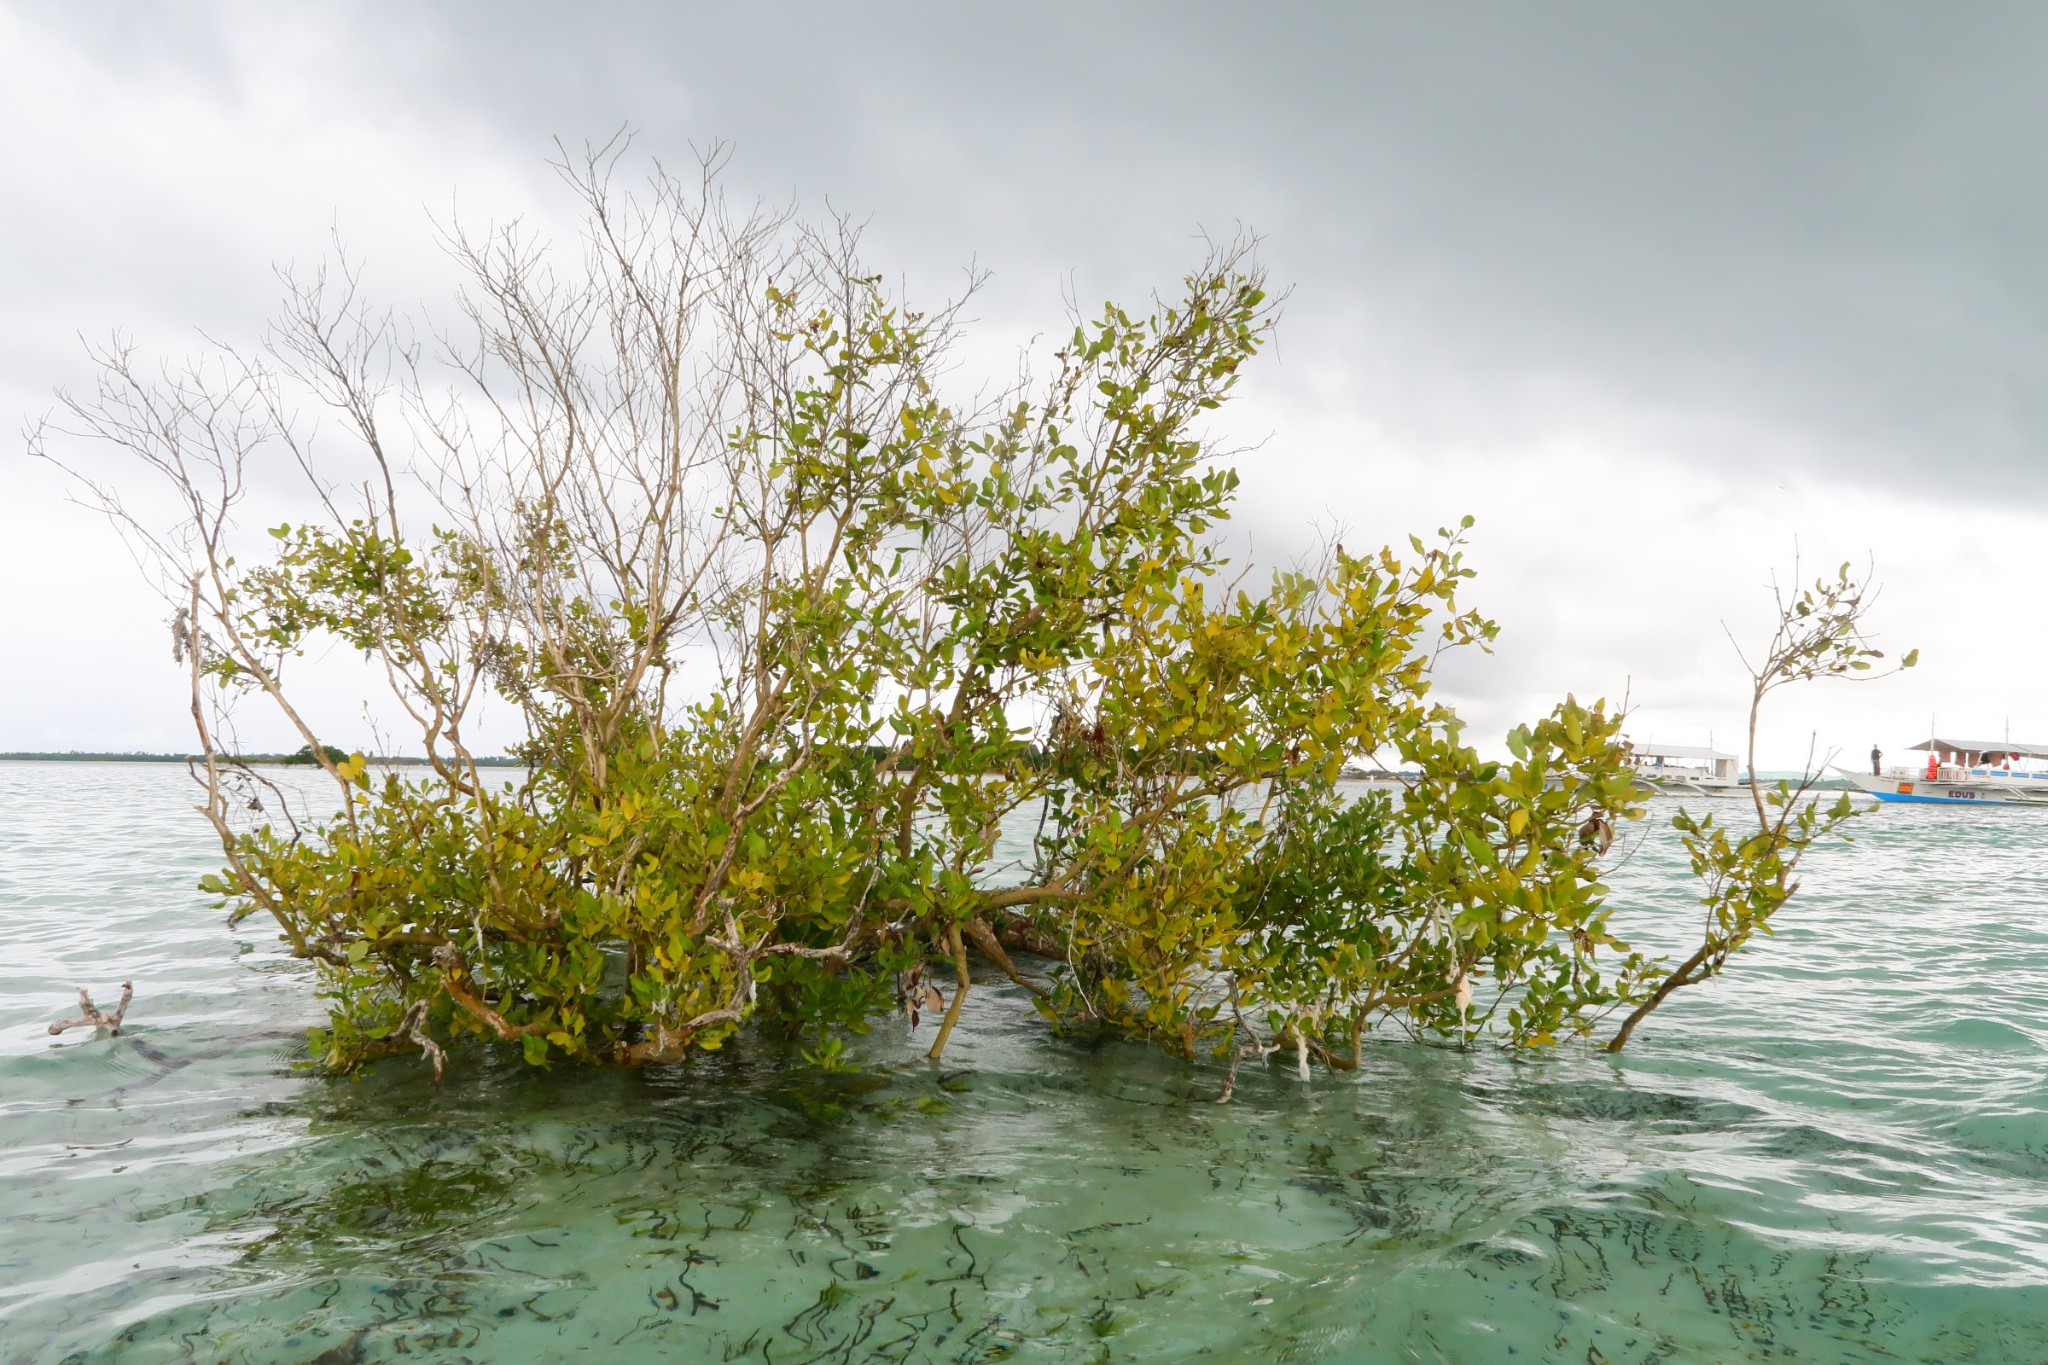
28;2;2048;496
10;2;2048;757
395;3;2048;495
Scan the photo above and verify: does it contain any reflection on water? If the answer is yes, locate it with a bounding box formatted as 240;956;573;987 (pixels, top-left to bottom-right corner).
2;763;2046;1362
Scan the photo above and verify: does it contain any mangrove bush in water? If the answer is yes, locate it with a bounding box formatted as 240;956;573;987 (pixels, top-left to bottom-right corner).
37;148;1907;1081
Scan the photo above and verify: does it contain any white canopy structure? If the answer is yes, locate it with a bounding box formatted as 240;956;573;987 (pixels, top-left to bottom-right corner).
1630;744;1738;762
1906;738;2048;761
1622;742;1739;786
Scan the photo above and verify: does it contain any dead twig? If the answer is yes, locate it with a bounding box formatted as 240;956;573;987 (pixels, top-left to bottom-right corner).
48;982;133;1037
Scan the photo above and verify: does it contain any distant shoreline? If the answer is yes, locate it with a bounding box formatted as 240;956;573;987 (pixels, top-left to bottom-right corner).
0;753;1852;788
0;752;524;767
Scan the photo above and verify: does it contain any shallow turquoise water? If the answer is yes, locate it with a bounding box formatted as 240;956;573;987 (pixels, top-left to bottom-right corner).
2;762;2046;1363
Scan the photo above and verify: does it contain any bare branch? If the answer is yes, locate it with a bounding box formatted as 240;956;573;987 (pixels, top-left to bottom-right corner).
48;982;133;1037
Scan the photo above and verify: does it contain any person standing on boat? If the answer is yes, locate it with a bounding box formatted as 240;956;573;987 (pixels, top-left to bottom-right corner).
1871;744;1883;776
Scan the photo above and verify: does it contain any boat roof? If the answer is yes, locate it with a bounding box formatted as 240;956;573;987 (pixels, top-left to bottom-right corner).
1627;743;1737;760
1906;737;2048;757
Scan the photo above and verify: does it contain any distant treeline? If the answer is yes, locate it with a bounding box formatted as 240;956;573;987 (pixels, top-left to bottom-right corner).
0;750;524;766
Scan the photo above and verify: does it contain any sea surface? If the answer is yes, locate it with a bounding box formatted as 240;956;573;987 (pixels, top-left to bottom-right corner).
2;761;2045;1363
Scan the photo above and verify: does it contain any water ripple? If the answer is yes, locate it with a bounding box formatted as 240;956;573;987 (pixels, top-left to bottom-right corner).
1;766;2044;1361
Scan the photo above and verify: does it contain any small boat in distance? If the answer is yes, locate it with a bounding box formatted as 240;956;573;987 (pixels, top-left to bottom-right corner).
1622;743;1741;797
1839;737;2048;807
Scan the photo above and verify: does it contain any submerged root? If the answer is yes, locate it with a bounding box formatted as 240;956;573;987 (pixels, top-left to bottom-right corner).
1215;1038;1284;1104
925;924;973;1063
400;999;446;1083
963;917;1050;999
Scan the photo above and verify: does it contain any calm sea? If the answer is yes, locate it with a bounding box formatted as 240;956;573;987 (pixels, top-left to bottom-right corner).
2;761;2044;1363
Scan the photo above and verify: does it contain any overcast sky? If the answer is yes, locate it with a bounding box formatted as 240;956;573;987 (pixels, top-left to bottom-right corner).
7;1;2047;767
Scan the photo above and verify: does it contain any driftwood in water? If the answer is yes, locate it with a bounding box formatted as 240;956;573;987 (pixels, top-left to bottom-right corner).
48;982;134;1037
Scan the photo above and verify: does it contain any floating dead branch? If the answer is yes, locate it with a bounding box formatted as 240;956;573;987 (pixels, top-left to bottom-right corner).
48;982;134;1037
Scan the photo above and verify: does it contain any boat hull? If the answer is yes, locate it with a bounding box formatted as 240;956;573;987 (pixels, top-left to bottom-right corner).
1634;775;1744;796
1839;771;2048;807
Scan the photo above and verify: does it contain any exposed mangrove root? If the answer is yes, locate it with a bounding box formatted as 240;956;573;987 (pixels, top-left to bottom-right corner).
925;924;972;1063
48;982;133;1037
1305;1035;1357;1071
400;999;446;1083
986;913;1069;962
963;917;1049;1000
619;992;750;1066
431;946;546;1044
1215;1037;1283;1104
1604;945;1714;1053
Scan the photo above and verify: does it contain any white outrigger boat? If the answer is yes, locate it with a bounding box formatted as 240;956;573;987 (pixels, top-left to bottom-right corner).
1839;737;2048;807
1622;743;1742;797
